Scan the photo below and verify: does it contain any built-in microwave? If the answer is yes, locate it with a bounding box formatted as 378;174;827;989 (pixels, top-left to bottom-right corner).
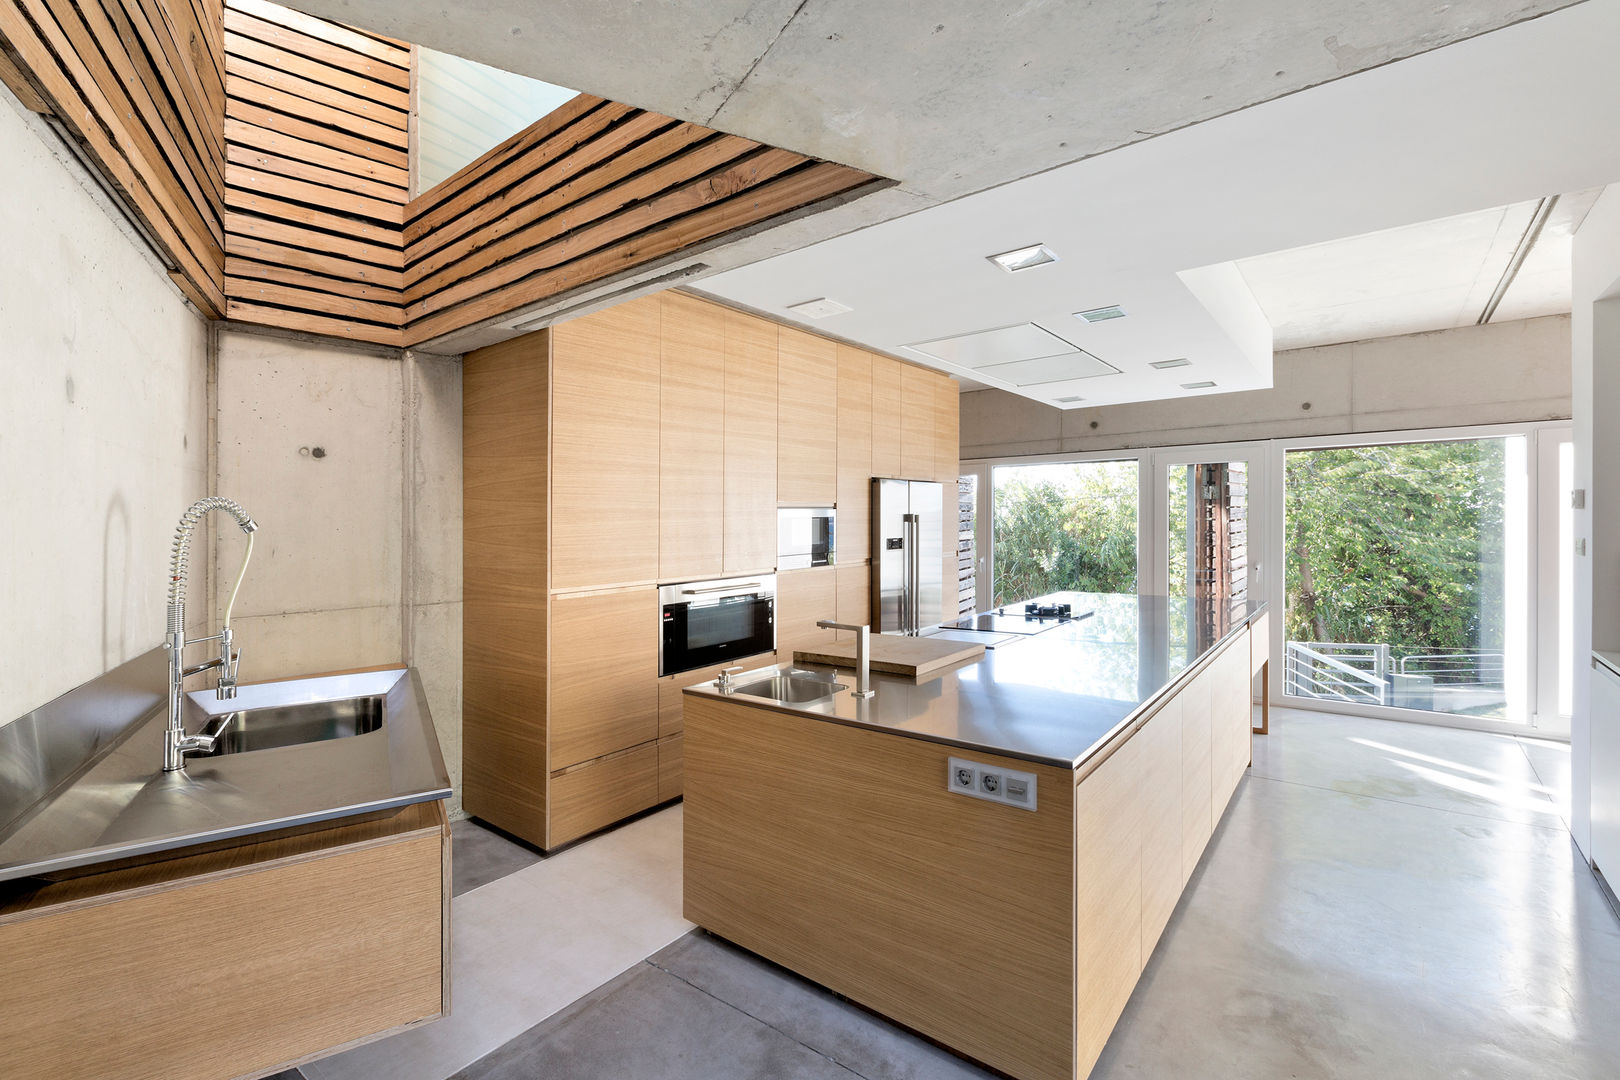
659;575;776;678
777;507;836;570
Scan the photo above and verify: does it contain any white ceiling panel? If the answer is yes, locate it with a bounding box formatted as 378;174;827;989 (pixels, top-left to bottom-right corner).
975;352;1119;387
906;323;1082;368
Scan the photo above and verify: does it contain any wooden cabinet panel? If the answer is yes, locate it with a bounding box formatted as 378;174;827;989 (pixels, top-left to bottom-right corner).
658;654;777;738
1138;698;1183;960
551;296;661;589
871;353;902;478
900;364;935;481
933;372;958;484
778;327;838;506
660;293;725;581
549;588;658;770
835;344;872;563
777;565;838;658
1210;633;1252;819
836;561;870;642
658;732;684;802
549;743;660;847
1073;734;1145;1080
724;309;778;573
1179;663;1213;886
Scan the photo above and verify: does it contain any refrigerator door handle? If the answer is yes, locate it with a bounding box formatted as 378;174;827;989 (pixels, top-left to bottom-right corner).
904;512;921;635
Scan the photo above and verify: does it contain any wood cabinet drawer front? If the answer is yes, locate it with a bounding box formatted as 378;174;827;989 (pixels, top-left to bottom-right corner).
659;656;775;738
550;743;660;846
658;732;684;802
550;589;658;769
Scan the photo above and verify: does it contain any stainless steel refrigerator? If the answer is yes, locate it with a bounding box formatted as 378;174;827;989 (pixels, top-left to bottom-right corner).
870;478;944;635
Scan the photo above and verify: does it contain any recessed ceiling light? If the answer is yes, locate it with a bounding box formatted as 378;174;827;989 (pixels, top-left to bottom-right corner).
1074;305;1126;323
1181;380;1217;390
987;244;1059;273
1151;358;1192;370
786;297;852;319
1054;395;1085;403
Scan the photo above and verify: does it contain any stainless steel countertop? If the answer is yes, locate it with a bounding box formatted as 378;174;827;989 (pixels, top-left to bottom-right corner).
686;592;1265;769
1595;651;1620;680
0;648;451;884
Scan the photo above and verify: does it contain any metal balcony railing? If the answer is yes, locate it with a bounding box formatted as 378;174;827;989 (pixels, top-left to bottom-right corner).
1284;641;1388;705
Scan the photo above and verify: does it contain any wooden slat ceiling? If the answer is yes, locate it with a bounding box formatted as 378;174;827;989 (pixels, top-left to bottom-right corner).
0;0;885;347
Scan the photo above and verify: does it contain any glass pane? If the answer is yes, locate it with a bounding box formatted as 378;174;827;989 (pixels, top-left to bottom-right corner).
1282;437;1529;722
416;49;579;193
990;461;1137;606
1559;440;1575;717
957;475;977;617
1167;460;1249;652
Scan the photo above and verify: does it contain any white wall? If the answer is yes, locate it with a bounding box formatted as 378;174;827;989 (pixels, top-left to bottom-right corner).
1571;183;1620;859
0;92;210;724
961;316;1571;459
213;330;465;812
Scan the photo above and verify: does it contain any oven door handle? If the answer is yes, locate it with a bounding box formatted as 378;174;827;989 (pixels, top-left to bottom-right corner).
681;582;763;595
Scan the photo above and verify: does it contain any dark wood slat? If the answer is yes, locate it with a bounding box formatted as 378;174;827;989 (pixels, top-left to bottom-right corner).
227;141;406;204
229;0;406;69
407;93;611;222
412;147;809;320
223;210;402;269
406;133;759;301
226;52;406;130
224;234;404;289
222;6;405;89
0;37;51;110
225;29;408;111
228;163;405;224
226;274;402;324
226;298;404;346
405;110;693;270
226;255;402;303
225;99;409;169
407;164;877;344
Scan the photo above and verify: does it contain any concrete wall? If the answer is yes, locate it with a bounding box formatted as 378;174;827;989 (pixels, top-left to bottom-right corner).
213;329;464;812
0;92;210;724
960;316;1572;460
1571;183;1620;859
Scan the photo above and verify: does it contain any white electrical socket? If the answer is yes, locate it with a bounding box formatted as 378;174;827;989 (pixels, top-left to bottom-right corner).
947;756;1038;811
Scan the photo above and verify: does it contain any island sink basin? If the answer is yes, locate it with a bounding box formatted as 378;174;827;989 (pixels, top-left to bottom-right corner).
201;696;385;756
731;675;847;703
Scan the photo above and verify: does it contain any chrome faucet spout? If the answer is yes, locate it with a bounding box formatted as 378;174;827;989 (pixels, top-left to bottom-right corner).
815;620;876;699
164;497;258;772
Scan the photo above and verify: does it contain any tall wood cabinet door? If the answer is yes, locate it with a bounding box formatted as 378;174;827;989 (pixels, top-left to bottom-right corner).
1074;734;1146;1080
549;589;659;771
933;373;959;484
871;353;902;478
551;297;661;590
724;310;778;574
835;562;869;643
836;345;872;564
776;566;838;658
1138;698;1183;960
778;327;838;506
900;364;934;481
1180;665;1213;886
660;294;725;581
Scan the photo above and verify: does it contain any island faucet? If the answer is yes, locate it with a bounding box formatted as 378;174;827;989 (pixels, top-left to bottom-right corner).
816;620;876;699
164;497;259;772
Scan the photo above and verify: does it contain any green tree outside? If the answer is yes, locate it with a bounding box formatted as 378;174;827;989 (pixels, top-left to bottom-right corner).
991;462;1137;605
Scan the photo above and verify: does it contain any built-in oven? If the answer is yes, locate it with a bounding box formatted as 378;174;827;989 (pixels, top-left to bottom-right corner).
659;574;776;677
777;507;836;570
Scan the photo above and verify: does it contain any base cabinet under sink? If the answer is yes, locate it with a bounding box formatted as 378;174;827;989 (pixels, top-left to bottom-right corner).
0;800;449;1080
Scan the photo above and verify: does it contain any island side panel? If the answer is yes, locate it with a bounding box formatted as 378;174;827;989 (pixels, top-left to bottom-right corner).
683;695;1076;1080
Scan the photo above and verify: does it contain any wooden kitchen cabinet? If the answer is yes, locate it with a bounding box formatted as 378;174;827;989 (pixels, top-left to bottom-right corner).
1179;664;1213;885
1210;635;1252;819
660;292;726;581
658;733;685;802
778;327;838;506
871;353;902;478
835;344;873;563
550;295;661;590
549;743;660;847
549;588;659;771
933;370;959;485
835;562;869;642
777;565;838;658
1137;695;1183;958
724;308;779;574
900;363;935;481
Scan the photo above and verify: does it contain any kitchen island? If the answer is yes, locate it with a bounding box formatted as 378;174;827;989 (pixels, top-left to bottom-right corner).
683;592;1266;1080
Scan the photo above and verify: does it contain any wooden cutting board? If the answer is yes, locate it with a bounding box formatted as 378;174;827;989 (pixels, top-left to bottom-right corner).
794;634;986;677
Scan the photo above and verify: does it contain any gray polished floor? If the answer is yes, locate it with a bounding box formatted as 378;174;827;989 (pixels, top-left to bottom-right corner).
448;708;1619;1080
451;817;545;897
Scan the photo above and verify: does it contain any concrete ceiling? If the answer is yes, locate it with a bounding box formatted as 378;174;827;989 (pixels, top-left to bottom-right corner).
691;2;1620;409
288;0;1582;353
1238;189;1601;351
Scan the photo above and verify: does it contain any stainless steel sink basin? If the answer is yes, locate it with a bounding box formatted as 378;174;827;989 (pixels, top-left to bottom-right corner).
201;696;384;756
731;675;847;703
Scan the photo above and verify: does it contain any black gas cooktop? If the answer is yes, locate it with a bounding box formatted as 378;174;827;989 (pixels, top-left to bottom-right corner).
950;603;1094;636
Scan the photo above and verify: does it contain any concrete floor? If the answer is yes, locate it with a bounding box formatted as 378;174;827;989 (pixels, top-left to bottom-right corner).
440;707;1619;1080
